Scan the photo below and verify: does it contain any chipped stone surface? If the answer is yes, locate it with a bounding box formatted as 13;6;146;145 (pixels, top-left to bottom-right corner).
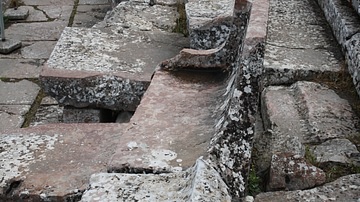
264;0;345;86
0;80;40;105
0;123;127;201
109;70;226;172
268;153;326;191
255;174;360;202
0;105;30;132
313;139;359;165
81;159;231;201
30;105;63;126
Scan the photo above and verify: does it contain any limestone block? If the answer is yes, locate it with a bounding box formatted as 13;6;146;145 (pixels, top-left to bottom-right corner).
81;159;231;201
255;174;360;201
268;153;326;191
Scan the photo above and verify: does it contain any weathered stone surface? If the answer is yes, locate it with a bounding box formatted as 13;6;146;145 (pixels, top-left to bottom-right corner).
0;123;127;201
42;26;186;110
30;105;63;126
0;59;43;79
73;5;111;28
109;70;227;172
263;0;345;86
4;7;29;20
346;33;360;97
186;0;235;49
0;39;22;54
21;41;57;59
62;106;103;123
262;82;358;146
160;2;250;71
24;6;49;22
155;0;177;6
79;0;110;4
37;6;73;22
255;174;360;202
0;105;30;132
6;21;67;41
22;0;74;6
81;159;231;201
0;80;40;105
313;139;359;165
98;1;178;32
317;0;360;51
268;153;326;191
261;86;306;156
352;0;360;16
115;111;133;123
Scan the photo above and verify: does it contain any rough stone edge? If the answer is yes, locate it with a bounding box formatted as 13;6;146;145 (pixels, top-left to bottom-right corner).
317;0;360;97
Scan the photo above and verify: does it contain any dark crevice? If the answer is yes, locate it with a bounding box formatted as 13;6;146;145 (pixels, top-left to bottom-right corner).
68;0;80;27
4;180;22;196
108;166;171;174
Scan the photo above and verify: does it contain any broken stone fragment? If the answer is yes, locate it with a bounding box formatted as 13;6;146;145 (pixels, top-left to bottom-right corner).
255;174;360;201
268;152;326;191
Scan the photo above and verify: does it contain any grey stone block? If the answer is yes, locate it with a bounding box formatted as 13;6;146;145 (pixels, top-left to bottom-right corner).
0;105;30;132
0;39;21;54
0;80;40;105
4;7;29;20
62;106;103;123
0;59;43;79
81;159;231;201
255;174;360;202
346;33;360;96
21;41;57;59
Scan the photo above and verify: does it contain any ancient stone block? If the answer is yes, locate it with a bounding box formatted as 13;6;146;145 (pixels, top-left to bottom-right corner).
255;174;360;202
268;153;326;191
108;70;227;172
62;106;103;123
313;139;359;165
81;159;231;201
346;33;360;96
4;6;29;20
0;105;30;132
0;80;40;105
0;123;127;201
41;26;187;110
0;59;43;79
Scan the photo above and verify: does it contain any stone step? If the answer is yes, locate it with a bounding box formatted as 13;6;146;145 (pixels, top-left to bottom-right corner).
263;0;345;86
108;69;227;172
41;1;188;111
254;174;360;202
81;159;231;201
259;81;359;191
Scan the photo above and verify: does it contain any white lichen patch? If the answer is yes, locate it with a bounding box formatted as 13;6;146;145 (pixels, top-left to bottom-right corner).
0;133;58;189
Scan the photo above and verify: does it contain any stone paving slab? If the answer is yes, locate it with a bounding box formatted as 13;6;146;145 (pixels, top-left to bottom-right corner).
255;174;360;202
0;105;30;132
21;41;57;59
0;123;127;201
81;159;231;201
79;0;110;4
109;70;227;172
0;80;40;105
263;0;345;86
5;21;68;41
73;5;111;28
0;59;43;79
41;26;187;110
262;81;358;146
22;0;75;6
37;6;73;22
23;6;49;22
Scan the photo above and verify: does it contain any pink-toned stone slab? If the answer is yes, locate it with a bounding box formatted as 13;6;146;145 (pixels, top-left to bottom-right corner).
109;70;227;172
0;123;127;201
